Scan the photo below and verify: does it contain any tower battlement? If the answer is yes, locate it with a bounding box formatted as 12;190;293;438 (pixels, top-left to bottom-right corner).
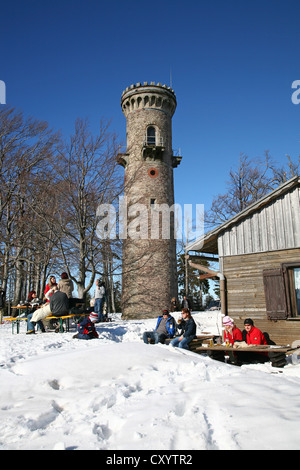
121;82;177;118
122;81;176;97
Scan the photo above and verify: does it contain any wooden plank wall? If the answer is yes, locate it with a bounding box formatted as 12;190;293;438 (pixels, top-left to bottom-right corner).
223;248;300;318
218;186;300;257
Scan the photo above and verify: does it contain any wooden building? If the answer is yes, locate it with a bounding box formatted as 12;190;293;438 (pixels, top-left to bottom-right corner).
186;176;300;345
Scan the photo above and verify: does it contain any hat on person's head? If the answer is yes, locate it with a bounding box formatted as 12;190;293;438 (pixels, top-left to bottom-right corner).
244;318;254;326
223;316;234;326
89;312;98;323
162;309;169;315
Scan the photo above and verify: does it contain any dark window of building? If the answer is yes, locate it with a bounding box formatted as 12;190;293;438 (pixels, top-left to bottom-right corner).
282;263;300;317
147;126;156;146
263;264;300;319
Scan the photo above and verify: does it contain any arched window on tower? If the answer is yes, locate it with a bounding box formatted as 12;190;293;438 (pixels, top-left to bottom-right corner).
146;126;156;146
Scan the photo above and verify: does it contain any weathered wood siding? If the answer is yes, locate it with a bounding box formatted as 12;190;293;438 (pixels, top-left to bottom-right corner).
223;248;300;319
218;186;300;257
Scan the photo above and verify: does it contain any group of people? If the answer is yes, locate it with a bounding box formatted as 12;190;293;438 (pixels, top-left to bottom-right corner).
3;281;286;366
143;307;197;350
142;307;284;366
24;278;275;360
169;295;192;312
213;315;286;366
25;275;106;337
26;273;75;334
220;316;269;365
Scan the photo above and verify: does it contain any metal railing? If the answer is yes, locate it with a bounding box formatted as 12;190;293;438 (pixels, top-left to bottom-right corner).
143;136;164;147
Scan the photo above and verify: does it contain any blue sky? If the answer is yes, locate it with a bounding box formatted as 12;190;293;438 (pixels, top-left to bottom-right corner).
2;0;300;236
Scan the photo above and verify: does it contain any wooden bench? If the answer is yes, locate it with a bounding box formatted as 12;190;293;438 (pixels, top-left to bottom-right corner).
46;313;89;333
5;312;89;334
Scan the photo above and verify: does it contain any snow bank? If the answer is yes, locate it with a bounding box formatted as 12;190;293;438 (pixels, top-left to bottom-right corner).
1;311;300;450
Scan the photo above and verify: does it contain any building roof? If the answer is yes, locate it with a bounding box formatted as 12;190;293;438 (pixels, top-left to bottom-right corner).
186;175;300;255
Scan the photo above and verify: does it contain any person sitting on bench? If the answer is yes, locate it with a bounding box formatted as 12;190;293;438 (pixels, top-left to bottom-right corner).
234;318;269;364
170;308;196;350
26;291;45;333
143;309;176;345
239;318;286;368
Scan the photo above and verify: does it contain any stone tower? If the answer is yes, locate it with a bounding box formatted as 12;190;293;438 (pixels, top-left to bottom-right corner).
118;82;182;319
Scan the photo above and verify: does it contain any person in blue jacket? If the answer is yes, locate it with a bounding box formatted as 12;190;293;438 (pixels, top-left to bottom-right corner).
143;309;176;344
170;308;196;350
73;312;99;340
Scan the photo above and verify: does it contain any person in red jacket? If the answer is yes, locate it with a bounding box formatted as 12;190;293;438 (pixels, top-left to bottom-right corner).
244;318;267;346
244;318;287;368
235;318;269;365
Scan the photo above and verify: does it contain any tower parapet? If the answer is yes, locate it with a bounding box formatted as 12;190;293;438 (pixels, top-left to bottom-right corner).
118;82;181;170
121;82;177;118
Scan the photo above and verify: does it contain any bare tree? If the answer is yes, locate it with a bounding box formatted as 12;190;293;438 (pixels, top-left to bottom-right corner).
206;153;299;227
269;153;300;185
51;118;123;299
0;107;59;302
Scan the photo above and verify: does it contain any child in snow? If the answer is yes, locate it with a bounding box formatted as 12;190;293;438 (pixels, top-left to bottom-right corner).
73;312;99;340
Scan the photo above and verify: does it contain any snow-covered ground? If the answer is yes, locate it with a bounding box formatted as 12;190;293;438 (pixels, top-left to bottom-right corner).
1;310;300;451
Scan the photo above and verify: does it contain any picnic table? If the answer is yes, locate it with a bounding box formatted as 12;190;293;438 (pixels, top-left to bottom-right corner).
10;305;29;316
193;344;295;354
193;344;299;367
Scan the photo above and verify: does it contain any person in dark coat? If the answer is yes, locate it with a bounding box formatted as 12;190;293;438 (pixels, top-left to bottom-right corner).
49;288;70;317
170;308;196;350
181;295;192;311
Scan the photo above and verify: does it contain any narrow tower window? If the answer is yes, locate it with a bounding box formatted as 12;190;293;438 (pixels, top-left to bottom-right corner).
147;126;156;146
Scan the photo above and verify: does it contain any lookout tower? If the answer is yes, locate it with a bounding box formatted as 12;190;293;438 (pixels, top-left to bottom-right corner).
118;82;182;319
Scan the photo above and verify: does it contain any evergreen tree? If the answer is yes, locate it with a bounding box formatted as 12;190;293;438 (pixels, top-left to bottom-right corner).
177;254;209;309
